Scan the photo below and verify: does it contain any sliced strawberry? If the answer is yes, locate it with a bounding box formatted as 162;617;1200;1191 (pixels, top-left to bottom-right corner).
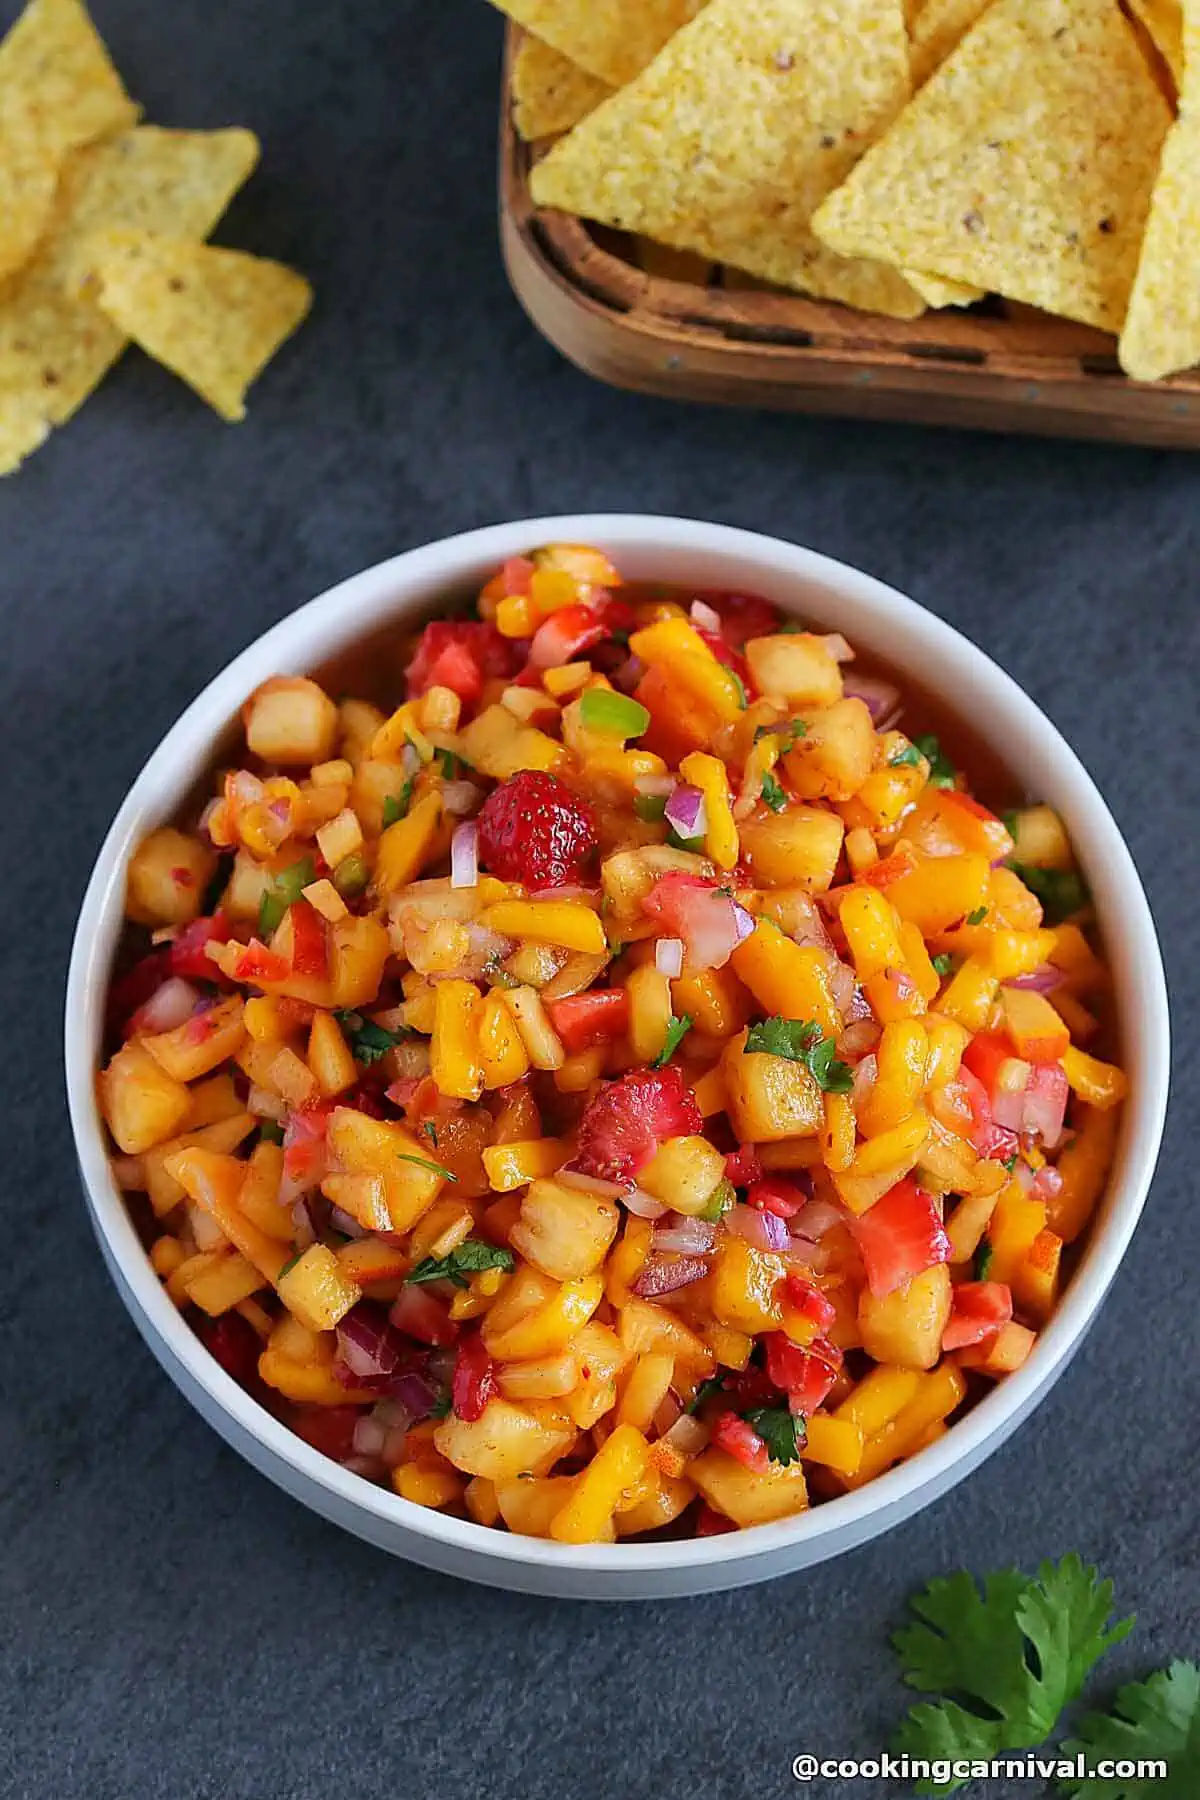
765;1333;841;1415
746;1176;807;1219
695;1502;736;1536
942;1280;1013;1352
725;1144;763;1188
289;898;329;979
389;1283;459;1347
196;1312;262;1390
705;591;780;649
476;769;597;890
544;989;629;1053
574;1065;703;1184
108;947;172;1038
852;1177;951;1299
405;620;517;709
451;1330;497;1422
292;1405;362;1462
712;1410;769;1473
782;1273;837;1334
168;911;235;981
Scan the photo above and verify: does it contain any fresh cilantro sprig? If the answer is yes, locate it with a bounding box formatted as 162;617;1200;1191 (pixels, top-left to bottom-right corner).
760;770;788;812
891;1556;1134;1794
1009;861;1090;925
398;1151;457;1182
651;1014;693;1068
744;1015;854;1094
1061;1661;1200;1797
687;1374;728;1414
335;1010;411;1066
912;733;957;788
406;1238;514;1289
744;1405;804;1467
889;742;925;769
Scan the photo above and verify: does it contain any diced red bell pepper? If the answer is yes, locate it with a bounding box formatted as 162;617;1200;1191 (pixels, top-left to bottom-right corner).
451;1331;498;1423
233;940;292;985
942;1280;1013;1352
168;910;236;980
712;1410;770;1473
544;989;630;1054
852;1177;952;1299
782;1273;837;1333
962;1031;1012;1095
725;1144;763;1188
389;1283;459;1348
746;1176;807;1219
695;1502;736;1536
291;1405;362;1462
109;948;172;1037
288;898;329;979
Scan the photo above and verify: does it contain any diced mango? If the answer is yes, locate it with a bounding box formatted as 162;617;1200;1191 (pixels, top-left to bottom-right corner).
732;918;843;1037
431;978;485;1102
690;1447;808;1526
99;1041;193;1155
374;792;444;895
478;990;530;1089
858;1265;951;1370
722;1031;823;1143
1045;1103;1119;1244
710;1235;787;1334
509;1178;620;1281
481;899;606;955
1062;1045;1128;1109
482;1272;604;1361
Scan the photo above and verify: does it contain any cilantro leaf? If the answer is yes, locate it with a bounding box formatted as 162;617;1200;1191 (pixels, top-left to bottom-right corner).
434;747;468;781
913;733;957;788
730;670;748;709
406;1237;514;1288
382;777;415;830
257;1119;285;1146
891;1556;1134;1793
889;742;924;768
745;1015;854;1094
422;1121;439;1148
760;770;788;812
966;905;989;926
335;1010;411;1066
397;1151;458;1182
931;952;955;977
1008;861;1090;925
651;1014;693;1068
743;1406;803;1466
1060;1661;1200;1797
277;1248;305;1281
974;1242;994;1280
688;1374;728;1414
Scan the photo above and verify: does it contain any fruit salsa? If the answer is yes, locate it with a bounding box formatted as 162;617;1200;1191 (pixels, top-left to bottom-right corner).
98;546;1127;1542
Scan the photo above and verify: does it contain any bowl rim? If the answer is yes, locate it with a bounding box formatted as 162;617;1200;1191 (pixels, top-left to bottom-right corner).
66;513;1170;1579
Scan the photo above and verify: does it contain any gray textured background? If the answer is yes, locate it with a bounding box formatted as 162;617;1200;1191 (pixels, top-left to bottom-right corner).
2;3;1196;1796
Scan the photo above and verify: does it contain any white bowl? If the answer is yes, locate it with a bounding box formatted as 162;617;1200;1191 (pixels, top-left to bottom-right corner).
66;516;1169;1600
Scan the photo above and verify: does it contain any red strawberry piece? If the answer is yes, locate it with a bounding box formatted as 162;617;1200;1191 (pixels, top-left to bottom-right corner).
291;1405;362;1463
451;1331;498;1422
405;620;518;709
108;947;172;1038
196;1312;262;1390
168;911;235;982
712;1410;770;1473
526;596;634;672
724;1144;763;1188
574;1065;703;1184
695;1503;736;1537
942;1281;1013;1352
476;769;598;891
746;1176;807;1218
852;1177;952;1299
704;591;780;649
782;1274;837;1334
764;1333;841;1415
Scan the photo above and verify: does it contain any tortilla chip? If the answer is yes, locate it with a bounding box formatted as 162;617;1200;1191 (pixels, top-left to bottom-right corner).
0;126;259;472
1119;15;1200;379
905;270;984;307
490;0;708;87
0;0;141;281
530;0;925;319
813;0;1171;333
1128;0;1184;86
80;230;311;421
511;35;611;139
908;0;992;86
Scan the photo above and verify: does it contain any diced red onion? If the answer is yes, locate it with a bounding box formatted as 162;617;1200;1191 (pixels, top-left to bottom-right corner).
559;1167;629;1199
1005;965;1061;993
990;1058;1035;1131
229;770;264;809
827;956;858;1016
353;1416;387;1458
247;1083;288;1121
289;1199;317;1246
614;654;646;694
386;1370;440;1418
844;985;875;1025
401;742;421;776
653;1391;684;1436
665;783;707;841
337;1306;401;1378
731;902;756;945
341;1454;384;1479
726;1203;789;1251
329;1206;366;1240
634;1253;710;1296
634;773;676;798
133;976;201;1034
663;1413;709;1456
852;1053;879;1111
690;598;723;634
622;1186;669;1220
655;936;684;978
450;821;479;890
788;1198;845;1245
441;780;481;817
820;632;855;663
843;674;902;728
653;1215;717;1255
840;1018;881;1058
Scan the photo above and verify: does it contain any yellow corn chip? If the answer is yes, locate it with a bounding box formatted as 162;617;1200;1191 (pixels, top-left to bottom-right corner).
530;0;924;319
1128;0;1184;86
0;126;259;473
1119;14;1200;378
905;269;984;307
511;35;611;139
0;0;140;281
81;230;311;421
489;0;707;87
908;0;991;86
813;0;1171;333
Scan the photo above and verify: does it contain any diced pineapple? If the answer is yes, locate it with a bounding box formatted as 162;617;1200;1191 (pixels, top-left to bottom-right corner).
433;1399;576;1482
276;1243;360;1331
99;1041;192;1154
125;826;216;926
858;1264;951;1370
565;1320;628;1427
509;1178;620;1281
349;757;408;834
495;1474;580;1537
243;676;338;765
738;807;845;891
139;995;246;1083
328;914;390;1010
326;1105;445;1232
744;633;843;707
321;1172;392;1234
782;698;874;801
315;805;363;871
709;1236;787;1334
497;1350;579;1400
638;1134;726;1215
482;1273;604;1361
722;1034;823;1142
1007;804;1073;870
690;1447;809;1526
481;1138;566;1192
460;704;565;779
142;1113;257;1217
616;1351;675;1433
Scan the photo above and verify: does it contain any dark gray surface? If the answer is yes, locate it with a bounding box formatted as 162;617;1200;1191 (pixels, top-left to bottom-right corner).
2;2;1196;1796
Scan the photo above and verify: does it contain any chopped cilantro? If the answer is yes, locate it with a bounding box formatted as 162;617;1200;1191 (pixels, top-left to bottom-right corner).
743;1405;804;1466
966;905;989;926
889;742;924;768
1002;1152;1019;1174
1007;861;1090;925
397;1151;458;1183
634;792;668;823
406;1237;514;1289
422;1121;439;1149
912;732;957;788
974;1241;994;1280
257;1119;285;1145
931;952;955;977
434;747;467;780
277;1248;305;1281
744;1015;854;1094
760;770;788;812
730;670;748;709
258;856;316;937
890;1554;1134;1789
382;777;415;829
687;1374;728;1414
335;1010;411;1066
651;1014;693;1068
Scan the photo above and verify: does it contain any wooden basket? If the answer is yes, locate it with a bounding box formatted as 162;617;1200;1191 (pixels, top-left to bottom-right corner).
499;30;1200;448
